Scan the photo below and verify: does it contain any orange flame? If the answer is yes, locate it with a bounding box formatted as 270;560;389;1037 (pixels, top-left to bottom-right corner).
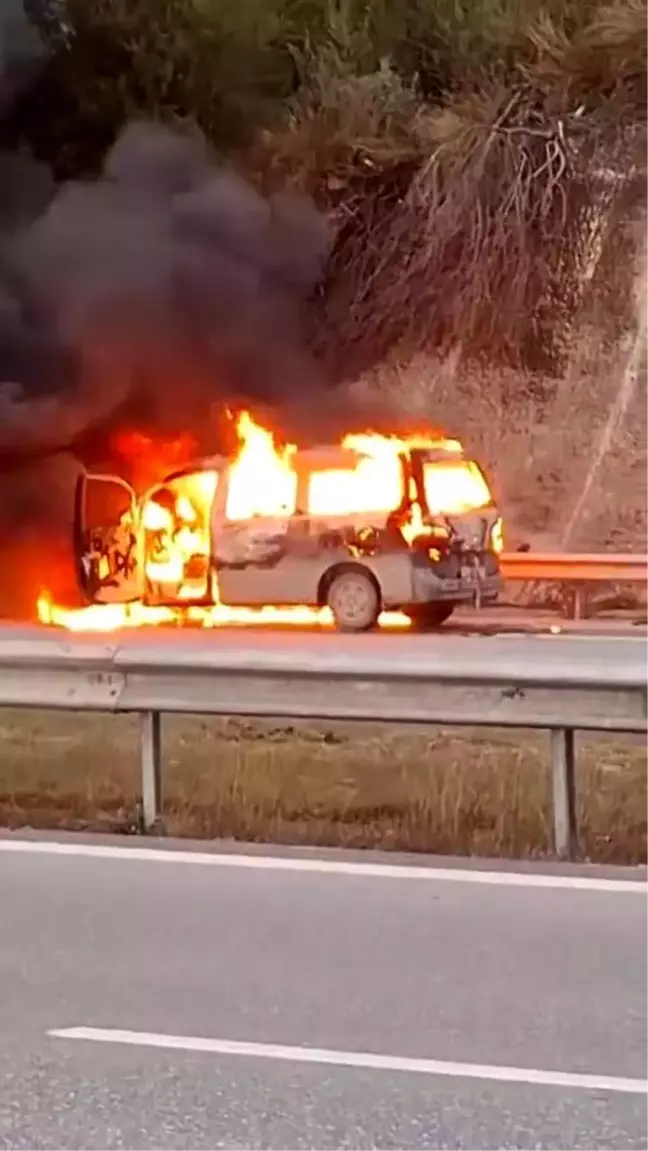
225;412;297;521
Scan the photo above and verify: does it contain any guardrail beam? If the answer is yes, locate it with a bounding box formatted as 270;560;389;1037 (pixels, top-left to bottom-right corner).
500;553;648;582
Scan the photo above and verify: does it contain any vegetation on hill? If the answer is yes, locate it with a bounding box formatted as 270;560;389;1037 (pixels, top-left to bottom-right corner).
7;0;646;381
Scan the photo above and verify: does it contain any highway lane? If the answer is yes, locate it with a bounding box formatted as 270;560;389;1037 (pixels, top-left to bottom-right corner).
0;836;645;1149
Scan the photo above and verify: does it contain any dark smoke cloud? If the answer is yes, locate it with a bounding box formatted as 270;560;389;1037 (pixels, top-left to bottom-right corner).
0;119;333;462
0;0;45;114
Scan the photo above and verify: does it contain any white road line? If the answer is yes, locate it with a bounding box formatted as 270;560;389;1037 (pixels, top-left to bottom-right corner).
1;838;645;892
48;1027;648;1095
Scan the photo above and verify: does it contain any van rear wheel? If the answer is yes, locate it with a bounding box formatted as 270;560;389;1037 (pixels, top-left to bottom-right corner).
407;602;455;630
327;570;381;633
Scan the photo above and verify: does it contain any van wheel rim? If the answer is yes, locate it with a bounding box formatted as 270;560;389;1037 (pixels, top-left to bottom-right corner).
330;578;374;623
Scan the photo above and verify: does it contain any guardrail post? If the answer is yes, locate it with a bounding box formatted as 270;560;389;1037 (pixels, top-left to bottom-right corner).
567;584;586;621
140;710;162;831
550;728;578;859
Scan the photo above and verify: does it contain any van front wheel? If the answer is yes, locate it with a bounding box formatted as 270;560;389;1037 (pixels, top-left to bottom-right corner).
327;570;381;633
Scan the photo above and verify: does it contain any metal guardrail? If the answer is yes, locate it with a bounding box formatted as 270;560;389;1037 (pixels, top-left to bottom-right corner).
501;552;648;581
500;553;648;619
0;631;645;860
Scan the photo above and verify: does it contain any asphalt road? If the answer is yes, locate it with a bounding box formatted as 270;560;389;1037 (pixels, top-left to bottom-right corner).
0;836;645;1150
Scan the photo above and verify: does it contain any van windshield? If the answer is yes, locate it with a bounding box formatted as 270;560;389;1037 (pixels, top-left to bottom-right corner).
422;460;492;516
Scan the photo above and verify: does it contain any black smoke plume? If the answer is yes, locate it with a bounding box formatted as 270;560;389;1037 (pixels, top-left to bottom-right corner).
0;119;333;461
0;0;44;114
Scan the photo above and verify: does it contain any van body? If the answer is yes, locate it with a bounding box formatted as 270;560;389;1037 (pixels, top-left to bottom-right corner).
74;440;502;631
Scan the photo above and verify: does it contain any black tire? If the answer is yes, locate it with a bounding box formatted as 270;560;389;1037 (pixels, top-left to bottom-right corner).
406;602;455;630
327;569;381;633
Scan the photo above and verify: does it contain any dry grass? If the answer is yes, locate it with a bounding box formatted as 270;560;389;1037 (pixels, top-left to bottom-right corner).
0;710;645;863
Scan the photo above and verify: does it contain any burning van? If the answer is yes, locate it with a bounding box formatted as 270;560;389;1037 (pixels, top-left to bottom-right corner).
43;414;503;632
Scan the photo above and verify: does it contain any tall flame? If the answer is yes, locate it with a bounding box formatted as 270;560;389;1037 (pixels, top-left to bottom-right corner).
225;412;297;520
